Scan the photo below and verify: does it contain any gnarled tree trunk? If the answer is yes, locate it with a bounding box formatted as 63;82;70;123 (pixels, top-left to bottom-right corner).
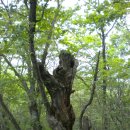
38;50;78;130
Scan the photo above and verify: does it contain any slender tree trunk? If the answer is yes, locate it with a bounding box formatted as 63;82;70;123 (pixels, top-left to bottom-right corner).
79;52;100;130
101;27;108;130
28;0;43;130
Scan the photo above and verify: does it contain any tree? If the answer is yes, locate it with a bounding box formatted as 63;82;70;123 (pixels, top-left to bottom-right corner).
72;0;129;130
0;0;130;130
0;0;79;129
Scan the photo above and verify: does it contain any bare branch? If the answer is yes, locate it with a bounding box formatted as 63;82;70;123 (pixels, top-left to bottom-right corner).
79;51;100;130
42;41;49;66
24;0;29;10
42;0;61;65
36;0;49;22
76;75;89;88
105;20;117;37
0;54;29;92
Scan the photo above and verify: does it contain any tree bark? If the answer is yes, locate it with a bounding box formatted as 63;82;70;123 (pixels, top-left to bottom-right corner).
38;50;78;130
28;0;43;129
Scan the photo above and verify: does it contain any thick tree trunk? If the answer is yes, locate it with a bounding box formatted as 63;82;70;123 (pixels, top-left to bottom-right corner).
38;50;78;130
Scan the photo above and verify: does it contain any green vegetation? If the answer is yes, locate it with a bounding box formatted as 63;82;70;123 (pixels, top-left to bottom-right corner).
0;0;130;130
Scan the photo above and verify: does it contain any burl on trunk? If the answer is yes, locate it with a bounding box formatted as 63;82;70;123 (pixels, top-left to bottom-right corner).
38;50;78;130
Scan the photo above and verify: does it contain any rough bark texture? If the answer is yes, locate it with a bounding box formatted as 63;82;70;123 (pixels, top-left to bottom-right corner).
38;50;78;130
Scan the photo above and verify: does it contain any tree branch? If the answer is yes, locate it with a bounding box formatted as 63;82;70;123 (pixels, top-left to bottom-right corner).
38;63;60;96
0;54;29;92
105;20;117;37
0;94;21;130
79;51;100;130
24;0;29;10
76;75;89;88
42;0;61;66
36;0;49;22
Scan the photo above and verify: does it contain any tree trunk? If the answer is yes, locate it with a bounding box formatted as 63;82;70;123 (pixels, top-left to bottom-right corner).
38;50;78;130
79;51;100;130
101;27;108;130
28;1;43;129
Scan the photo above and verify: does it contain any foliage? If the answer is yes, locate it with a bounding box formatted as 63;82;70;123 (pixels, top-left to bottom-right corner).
0;0;130;130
